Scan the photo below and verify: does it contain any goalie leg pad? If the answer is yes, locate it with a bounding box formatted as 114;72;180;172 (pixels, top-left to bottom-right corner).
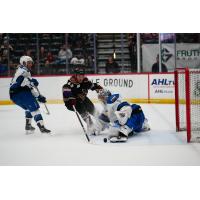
142;118;150;132
83;113;104;135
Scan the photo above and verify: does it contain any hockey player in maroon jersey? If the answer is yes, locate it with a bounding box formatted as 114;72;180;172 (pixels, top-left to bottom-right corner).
62;67;103;135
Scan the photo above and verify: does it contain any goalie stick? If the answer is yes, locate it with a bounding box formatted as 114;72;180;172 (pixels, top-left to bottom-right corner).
72;105;90;142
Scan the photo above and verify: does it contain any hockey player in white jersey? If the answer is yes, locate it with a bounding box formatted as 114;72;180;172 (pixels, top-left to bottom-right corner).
9;56;51;134
98;89;150;142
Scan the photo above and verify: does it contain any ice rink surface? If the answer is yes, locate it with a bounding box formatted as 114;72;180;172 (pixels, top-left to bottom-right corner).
0;103;200;166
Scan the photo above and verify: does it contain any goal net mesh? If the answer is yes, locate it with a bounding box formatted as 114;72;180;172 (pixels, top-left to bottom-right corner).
175;68;200;142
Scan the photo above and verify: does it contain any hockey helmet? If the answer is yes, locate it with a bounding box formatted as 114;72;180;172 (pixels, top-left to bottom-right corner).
20;56;33;66
98;89;111;103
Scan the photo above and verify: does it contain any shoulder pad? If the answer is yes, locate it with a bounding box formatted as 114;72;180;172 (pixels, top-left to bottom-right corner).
19;65;29;71
17;66;29;77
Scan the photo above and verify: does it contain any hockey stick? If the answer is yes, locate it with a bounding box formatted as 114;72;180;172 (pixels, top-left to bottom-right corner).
35;86;50;115
72;105;90;142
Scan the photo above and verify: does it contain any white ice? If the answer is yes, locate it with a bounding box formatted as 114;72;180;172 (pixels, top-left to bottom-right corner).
0;103;200;165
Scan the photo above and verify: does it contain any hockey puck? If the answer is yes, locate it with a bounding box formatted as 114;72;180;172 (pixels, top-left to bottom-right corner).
103;138;108;143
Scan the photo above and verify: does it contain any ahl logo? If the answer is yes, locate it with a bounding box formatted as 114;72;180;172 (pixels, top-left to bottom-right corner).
162;48;173;62
151;79;174;86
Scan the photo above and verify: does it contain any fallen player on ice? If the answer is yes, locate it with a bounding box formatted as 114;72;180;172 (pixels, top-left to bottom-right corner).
97;89;150;143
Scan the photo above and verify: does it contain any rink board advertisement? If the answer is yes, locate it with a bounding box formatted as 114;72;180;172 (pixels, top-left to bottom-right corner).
149;74;175;102
88;74;148;101
0;73;175;105
142;43;200;72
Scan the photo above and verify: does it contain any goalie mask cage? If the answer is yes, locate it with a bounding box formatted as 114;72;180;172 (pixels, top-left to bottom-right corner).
175;68;200;142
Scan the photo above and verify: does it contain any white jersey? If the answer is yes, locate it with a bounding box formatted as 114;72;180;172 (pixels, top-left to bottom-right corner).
11;65;31;87
101;94;122;124
10;65;39;97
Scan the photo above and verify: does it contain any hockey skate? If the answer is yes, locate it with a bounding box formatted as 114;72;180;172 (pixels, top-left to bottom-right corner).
142;119;150;132
25;124;35;135
25;119;35;135
37;123;51;134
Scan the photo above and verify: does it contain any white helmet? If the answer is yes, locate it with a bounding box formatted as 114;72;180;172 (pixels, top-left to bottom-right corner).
20;56;33;66
115;106;132;125
98;89;111;103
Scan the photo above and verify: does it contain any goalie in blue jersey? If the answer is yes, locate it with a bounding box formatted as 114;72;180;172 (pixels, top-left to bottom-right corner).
98;89;150;142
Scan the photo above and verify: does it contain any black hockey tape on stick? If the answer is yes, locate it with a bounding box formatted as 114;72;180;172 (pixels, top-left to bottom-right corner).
72;105;90;142
35;86;50;115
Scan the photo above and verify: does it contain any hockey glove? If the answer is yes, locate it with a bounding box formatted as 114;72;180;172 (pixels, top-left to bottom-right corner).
37;95;46;103
30;78;39;87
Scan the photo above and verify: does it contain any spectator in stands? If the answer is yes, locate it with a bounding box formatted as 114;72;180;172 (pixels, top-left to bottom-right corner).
70;52;85;73
45;51;54;66
87;55;94;68
39;46;47;66
152;54;168;73
105;55;120;74
0;40;14;64
56;44;73;64
83;55;94;73
70;52;84;65
25;49;32;57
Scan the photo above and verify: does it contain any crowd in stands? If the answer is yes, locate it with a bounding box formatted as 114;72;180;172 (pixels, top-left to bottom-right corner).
128;33;200;44
0;33;95;75
1;33;200;76
140;33;200;43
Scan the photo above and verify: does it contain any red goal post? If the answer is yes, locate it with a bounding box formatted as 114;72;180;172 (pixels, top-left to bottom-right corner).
174;67;200;142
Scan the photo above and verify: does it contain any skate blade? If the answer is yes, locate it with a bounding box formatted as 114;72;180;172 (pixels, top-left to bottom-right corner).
26;130;35;135
41;131;54;136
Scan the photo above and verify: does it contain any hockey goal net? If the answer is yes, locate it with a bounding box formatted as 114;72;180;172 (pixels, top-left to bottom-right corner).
175;68;200;142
